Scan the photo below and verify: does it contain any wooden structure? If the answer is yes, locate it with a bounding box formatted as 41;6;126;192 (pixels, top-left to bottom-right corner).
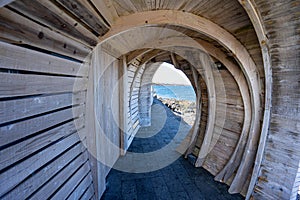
0;0;299;199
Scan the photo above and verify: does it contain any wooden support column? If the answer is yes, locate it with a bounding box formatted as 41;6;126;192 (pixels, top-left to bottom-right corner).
119;55;129;155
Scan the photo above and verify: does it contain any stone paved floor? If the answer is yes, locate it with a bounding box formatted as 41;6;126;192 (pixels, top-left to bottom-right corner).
101;99;244;200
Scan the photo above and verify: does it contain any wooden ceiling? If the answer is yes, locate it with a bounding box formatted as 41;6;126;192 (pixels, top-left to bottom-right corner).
1;0;263;77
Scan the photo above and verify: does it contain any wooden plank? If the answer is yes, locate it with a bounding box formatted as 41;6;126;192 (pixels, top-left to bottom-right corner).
9;0;98;46
55;0;109;35
0;42;88;77
31;152;89;199
80;183;95;200
119;55;129;155
90;0;119;25
0;72;87;98
0;92;85;124
67;172;93;200
51;161;90;199
0;8;91;60
0;117;84;171
1;142;86;199
0;132;81;196
0;105;84;147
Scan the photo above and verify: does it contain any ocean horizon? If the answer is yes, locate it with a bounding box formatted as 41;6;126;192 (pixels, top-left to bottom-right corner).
152;84;196;101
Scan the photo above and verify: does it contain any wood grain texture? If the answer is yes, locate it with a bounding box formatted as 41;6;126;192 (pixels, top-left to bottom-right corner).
0;105;84;147
0;42;88;77
1;142;86;199
0;117;84;172
54;0;109;35
9;0;98;46
0;92;85;124
0;132;80;196
0;7;91;60
0;73;87;98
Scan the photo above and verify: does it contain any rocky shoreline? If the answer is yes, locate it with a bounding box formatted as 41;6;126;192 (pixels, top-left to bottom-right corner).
156;97;196;126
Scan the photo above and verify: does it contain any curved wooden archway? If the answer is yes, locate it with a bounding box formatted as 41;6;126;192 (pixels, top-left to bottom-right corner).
99;10;264;194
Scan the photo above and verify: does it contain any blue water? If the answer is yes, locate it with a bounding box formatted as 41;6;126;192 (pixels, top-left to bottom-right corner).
152;84;196;101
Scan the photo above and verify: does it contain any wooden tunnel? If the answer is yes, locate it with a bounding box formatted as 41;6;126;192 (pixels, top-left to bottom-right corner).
0;0;299;199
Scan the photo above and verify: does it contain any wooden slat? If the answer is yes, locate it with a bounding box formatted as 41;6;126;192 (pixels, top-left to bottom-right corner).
51;161;90;199
1;142;86;199
80;183;95;200
0;105;85;147
90;0;119;25
31;152;89;199
0;7;91;60
9;0;98;46
67;172;93;200
55;0;109;35
0;42;88;77
0;72;87;98
0;92;85;124
0;132;81;196
0;117;84;172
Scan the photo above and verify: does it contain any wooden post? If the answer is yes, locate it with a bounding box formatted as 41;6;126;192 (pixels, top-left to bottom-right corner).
119;55;129;155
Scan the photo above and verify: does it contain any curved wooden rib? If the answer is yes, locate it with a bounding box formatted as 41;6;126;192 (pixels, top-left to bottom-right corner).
184;65;202;157
124;36;252;183
238;0;272;198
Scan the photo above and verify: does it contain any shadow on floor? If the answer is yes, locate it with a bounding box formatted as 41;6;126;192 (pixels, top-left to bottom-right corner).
101;98;244;200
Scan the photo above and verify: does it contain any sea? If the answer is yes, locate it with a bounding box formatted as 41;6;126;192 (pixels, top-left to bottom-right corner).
152;84;196;101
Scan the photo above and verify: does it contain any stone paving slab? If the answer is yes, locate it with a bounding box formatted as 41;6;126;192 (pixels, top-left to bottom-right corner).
101;99;244;200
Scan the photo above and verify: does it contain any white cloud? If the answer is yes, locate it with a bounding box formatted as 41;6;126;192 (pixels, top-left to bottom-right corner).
152;62;191;85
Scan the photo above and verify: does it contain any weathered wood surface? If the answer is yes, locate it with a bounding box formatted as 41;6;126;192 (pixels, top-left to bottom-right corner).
90;0;119;26
0;7;91;60
54;0;110;35
9;0;98;46
0;42;88;77
0;117;84;171
1;0;298;199
0;92;85;124
0;73;87;98
85;46;121;198
1;142;86;199
0;132;78;196
250;0;300;198
119;55;130;154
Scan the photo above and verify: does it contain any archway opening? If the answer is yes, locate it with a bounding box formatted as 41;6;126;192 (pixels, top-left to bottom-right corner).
152;62;196;126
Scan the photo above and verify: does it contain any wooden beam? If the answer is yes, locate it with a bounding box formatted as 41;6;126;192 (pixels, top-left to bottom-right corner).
119;55;129;155
90;0;119;26
54;0;110;35
127;48;151;64
170;53;179;69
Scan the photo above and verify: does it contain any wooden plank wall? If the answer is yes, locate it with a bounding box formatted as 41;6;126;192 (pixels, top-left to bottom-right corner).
85;46;122;197
0;41;95;199
138;62;162;127
125;60;145;147
251;0;300;199
0;0;102;198
192;67;245;188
